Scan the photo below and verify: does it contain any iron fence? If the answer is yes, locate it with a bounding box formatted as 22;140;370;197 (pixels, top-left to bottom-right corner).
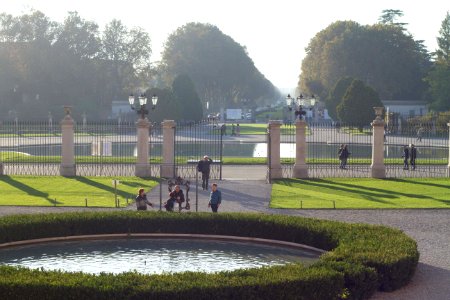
0;121;61;175
174;120;223;179
385;121;449;178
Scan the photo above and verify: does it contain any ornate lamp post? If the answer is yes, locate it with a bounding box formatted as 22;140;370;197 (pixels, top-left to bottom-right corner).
129;93;158;119
286;94;316;120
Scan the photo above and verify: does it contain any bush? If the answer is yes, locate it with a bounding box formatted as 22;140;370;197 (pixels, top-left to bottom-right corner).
0;212;419;299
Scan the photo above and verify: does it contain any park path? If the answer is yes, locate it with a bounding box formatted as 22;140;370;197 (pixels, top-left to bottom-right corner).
0;179;449;300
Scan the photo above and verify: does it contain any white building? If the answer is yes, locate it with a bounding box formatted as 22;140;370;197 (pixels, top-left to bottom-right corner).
382;100;429;118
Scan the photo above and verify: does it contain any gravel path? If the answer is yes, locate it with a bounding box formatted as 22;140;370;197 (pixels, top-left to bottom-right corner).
1;180;449;300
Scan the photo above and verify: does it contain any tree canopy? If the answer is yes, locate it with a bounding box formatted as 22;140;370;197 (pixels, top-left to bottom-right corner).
325;76;355;120
298;20;431;101
161;22;279;112
336;79;383;126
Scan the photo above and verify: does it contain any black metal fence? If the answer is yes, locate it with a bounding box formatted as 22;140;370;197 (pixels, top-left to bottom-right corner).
0;121;61;175
174;121;223;179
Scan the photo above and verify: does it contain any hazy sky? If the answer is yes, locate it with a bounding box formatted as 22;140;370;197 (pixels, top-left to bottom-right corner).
2;0;449;90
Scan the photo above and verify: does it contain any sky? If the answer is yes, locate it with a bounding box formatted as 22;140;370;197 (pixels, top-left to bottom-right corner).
2;0;449;91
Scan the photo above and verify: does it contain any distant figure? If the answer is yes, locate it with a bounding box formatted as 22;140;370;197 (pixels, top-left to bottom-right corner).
220;123;226;135
409;144;417;170
236;123;240;136
208;183;222;213
338;144;350;169
416;127;424;142
231;123;236;136
135;188;153;211
335;121;341;133
402;145;409;170
197;155;213;190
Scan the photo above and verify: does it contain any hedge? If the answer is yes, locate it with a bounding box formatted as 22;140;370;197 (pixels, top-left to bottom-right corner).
0;212;419;299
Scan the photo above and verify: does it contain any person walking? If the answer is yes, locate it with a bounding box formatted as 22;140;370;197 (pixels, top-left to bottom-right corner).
135;188;153;211
208;183;222;213
236;123;240;136
197;155;213;190
231;123;236;136
416;127;423;142
402;145;410;170
338;144;350;169
409;144;417;170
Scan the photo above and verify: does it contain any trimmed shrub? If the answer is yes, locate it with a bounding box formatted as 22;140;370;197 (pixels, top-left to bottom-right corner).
0;212;419;299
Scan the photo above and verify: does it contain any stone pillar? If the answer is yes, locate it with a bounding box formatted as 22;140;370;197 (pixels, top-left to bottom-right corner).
447;123;450;177
60;106;76;176
268;120;282;179
135;117;151;177
161;120;176;178
293;119;308;178
371;107;386;178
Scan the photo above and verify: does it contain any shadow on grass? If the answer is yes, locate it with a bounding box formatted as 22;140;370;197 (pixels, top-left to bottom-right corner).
72;176;155;198
389;178;450;190
276;178;436;203
0;175;61;204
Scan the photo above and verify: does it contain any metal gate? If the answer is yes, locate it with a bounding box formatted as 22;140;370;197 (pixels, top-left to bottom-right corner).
174;120;223;179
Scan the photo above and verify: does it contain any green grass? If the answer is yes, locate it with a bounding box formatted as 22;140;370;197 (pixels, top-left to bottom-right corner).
271;178;450;209
0;176;158;207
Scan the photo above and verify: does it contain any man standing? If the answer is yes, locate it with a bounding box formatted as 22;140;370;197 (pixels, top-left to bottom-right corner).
409;144;417;170
197;155;213;190
402;145;410;170
208;183;222;213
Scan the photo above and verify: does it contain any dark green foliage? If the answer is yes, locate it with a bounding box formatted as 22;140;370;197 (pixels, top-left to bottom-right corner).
336;79;383;126
172;74;203;121
326;76;355;120
0;212;419;299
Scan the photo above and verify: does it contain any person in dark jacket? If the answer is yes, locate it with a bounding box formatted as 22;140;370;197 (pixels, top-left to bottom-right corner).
402;145;410;170
135;188;153;211
338;144;350;169
409;144;417;170
197;155;213;190
208;183;222;213
169;185;185;212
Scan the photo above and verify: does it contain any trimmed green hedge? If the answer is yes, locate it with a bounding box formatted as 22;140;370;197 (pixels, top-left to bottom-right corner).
0;212;419;299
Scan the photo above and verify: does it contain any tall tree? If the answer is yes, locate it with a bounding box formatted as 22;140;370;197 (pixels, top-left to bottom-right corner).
425;12;450;111
172;74;203;121
161;22;279;111
299;20;430;100
336;79;383;126
146;87;180;123
325;76;355;120
378;9;407;28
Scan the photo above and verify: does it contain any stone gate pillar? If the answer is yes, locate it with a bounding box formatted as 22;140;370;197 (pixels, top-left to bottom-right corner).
135;117;151;177
268;120;282;180
60;106;76;176
293;119;308;178
161;120;176;178
371;107;386;178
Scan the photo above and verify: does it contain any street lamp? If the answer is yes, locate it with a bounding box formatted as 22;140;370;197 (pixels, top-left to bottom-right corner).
286;94;316;120
129;93;158;119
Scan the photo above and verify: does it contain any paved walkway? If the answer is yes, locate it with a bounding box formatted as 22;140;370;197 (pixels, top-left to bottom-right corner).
0;180;449;300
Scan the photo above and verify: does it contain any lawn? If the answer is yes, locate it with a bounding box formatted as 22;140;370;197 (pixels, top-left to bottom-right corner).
0;176;158;207
271;178;450;209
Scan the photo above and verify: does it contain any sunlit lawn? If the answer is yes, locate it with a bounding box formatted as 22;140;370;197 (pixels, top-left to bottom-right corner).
271;178;450;209
0;176;158;207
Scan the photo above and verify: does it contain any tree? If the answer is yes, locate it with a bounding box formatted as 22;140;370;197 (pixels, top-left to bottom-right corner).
435;11;450;65
426;12;450;111
336;79;383;126
172;74;203;121
161;22;279;111
146;87;180;123
378;9;407;28
299;20;430;100
325;76;354;120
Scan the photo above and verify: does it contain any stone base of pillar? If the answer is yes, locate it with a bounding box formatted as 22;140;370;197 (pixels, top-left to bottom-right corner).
135;164;151;177
447;166;450;177
160;164;174;178
370;165;386;178
293;164;308;178
0;163;3;175
60;164;76;177
269;167;283;180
